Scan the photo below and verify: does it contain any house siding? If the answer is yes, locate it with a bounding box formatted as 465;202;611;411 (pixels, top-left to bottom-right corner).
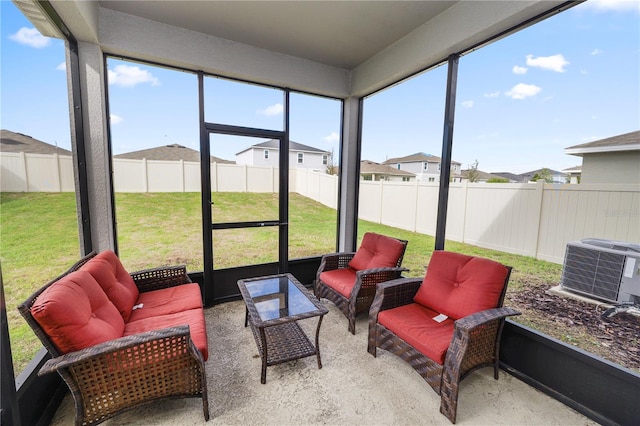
581;151;640;184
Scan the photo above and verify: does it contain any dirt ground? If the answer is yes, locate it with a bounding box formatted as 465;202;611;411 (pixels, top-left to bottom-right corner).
507;284;640;373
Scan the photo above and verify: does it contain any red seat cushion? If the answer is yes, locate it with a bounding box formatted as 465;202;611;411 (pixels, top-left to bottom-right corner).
30;270;125;354
128;283;203;322
413;251;509;320
348;233;405;271
319;267;357;297
124;308;209;361
378;303;454;364
80;250;139;322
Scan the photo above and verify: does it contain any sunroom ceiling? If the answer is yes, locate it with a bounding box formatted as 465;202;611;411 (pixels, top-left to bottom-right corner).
97;1;456;70
27;0;569;97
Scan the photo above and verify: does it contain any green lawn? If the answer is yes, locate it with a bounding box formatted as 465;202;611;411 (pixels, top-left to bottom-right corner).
1;191;563;374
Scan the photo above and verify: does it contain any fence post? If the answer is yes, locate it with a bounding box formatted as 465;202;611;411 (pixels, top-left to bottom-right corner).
460;180;468;243
20;152;29;192
532;180;545;259
143;158;149;193
180;160;185;192
53;153;62;192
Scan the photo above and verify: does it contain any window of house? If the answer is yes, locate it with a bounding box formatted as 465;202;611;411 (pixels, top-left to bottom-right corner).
297;152;304;164
423;162;428;171
322;154;328;165
363;175;372;181
438;162;441;171
403;177;410;182
428;177;436;182
264;149;269;159
397;164;401;170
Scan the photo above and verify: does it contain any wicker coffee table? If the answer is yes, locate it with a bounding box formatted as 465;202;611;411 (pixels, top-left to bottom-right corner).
238;273;329;384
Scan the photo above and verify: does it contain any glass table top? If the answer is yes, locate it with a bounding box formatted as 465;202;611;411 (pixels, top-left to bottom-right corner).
242;275;325;322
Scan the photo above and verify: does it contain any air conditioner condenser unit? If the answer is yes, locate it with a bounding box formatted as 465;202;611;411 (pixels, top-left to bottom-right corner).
560;238;640;304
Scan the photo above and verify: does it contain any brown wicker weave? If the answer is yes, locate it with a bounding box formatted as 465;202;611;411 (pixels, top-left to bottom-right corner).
367;265;520;424
18;252;209;426
238;273;328;384
315;237;408;334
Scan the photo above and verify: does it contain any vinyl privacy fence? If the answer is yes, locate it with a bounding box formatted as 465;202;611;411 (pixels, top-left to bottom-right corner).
2;152;638;264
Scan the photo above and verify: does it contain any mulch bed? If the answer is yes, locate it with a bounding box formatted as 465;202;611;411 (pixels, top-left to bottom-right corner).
508;285;640;372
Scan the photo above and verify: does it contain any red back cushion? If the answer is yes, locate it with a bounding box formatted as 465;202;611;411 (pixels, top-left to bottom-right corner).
80;250;139;322
348;233;405;271
413;251;509;320
30;270;125;354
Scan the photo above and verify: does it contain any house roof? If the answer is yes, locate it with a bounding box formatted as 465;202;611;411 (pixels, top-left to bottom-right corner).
562;165;582;173
491;172;523;182
461;169;504;181
360;160;414;177
382;152;461;165
114;144;233;163
0;129;72;155
519;168;567;181
565;130;640;156
236;140;329;156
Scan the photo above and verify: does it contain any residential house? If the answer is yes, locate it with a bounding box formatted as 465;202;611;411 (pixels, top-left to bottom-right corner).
1;129;72;155
491;172;522;183
360;160;415;182
382;152;462;182
460;169;507;183
519;168;568;184
564;130;640;184
114;143;232;163
236;139;330;172
562;165;582;184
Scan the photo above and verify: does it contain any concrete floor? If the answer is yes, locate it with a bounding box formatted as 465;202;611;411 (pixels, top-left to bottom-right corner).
51;300;596;425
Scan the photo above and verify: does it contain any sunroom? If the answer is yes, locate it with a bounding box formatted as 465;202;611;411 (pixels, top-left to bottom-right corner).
2;1;638;425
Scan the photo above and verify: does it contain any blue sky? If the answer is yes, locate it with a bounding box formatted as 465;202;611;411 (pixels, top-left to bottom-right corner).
2;0;639;174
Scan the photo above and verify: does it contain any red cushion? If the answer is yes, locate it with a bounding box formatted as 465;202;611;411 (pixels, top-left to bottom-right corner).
378;303;454;364
128;283;203;322
30;270;125;354
319;268;358;297
348;233;405;271
124;308;209;361
413;251;509;320
81;250;139;322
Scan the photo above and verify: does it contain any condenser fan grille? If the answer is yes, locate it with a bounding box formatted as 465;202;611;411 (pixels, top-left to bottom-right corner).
561;244;625;302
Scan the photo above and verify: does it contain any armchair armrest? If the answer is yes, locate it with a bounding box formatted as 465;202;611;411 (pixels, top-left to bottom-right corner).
39;325;202;375
316;251;356;281
453;307;521;333
130;264;192;293
370;277;422;315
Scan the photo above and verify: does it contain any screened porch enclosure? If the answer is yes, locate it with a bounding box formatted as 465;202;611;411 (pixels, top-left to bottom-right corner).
3;1;639;425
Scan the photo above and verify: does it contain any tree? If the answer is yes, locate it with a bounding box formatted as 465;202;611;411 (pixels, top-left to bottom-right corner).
531;168;553;183
325;148;338;175
466;159;480;182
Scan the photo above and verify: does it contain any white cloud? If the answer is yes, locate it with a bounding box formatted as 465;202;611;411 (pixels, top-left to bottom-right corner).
108;64;160;87
484;91;500;98
323;132;339;143
9;27;50;48
512;65;528;75
56;62;66;71
584;0;640;13
110;114;123;124
526;54;569;72
258;103;283;116
591;48;603;56
462;100;474;108
505;83;542;99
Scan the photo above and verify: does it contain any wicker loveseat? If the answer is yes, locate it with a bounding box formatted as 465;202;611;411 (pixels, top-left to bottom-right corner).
18;250;209;426
315;232;408;334
367;250;520;423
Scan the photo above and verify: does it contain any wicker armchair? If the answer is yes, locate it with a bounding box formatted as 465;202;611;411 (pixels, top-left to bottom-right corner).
18;252;209;426
367;251;520;423
315;232;408;334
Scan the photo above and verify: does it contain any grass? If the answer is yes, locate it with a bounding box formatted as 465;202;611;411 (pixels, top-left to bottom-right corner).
0;191;570;374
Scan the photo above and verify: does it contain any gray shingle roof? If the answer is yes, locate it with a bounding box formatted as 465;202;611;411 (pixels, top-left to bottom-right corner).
360;160;414;176
490;172;523;182
114;144;233;163
1;129;72;155
565;130;639;150
382;152;461;165
461;169;504;181
236;139;329;155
